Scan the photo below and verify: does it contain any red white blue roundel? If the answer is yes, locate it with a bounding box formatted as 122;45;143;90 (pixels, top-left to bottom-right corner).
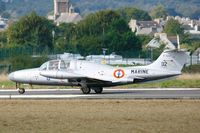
113;69;125;79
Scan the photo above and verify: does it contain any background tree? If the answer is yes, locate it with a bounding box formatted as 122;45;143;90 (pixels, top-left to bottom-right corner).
74;10;122;55
151;4;168;19
0;31;7;47
9;55;48;71
76;10;121;37
164;18;184;36
54;23;76;52
118;7;152;22
164;18;190;44
7;12;54;49
73;10;142;57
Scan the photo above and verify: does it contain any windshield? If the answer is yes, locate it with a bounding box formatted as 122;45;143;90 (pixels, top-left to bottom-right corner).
39;62;48;70
40;60;70;71
49;60;59;70
60;60;70;70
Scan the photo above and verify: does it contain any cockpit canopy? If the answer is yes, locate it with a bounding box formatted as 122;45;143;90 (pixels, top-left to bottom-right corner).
40;60;70;71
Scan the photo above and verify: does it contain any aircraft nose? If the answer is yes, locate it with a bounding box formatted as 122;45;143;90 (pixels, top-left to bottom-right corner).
8;72;15;81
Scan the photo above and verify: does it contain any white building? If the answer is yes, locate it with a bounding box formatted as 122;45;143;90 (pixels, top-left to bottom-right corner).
86;53;150;65
47;52;84;60
147;33;180;50
86;53;123;64
129;19;163;35
59;52;84;60
0;16;8;31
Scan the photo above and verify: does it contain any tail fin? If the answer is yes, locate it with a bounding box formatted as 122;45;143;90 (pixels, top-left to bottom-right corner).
148;50;188;72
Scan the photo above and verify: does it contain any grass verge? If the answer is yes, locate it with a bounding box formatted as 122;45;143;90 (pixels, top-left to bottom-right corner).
123;79;200;88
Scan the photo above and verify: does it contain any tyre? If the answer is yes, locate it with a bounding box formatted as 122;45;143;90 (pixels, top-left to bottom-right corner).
81;87;91;94
94;87;103;94
18;88;25;94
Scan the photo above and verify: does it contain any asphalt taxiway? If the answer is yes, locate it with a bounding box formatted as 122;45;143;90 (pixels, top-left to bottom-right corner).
0;88;200;99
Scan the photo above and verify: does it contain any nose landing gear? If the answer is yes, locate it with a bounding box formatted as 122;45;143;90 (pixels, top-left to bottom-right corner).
18;88;25;94
16;83;25;94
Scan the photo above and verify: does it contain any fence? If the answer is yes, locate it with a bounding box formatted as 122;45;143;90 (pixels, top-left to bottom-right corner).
0;47;53;60
0;65;11;73
0;47;199;73
188;55;200;66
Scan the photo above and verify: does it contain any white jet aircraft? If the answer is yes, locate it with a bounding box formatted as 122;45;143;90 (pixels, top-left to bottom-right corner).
9;49;188;94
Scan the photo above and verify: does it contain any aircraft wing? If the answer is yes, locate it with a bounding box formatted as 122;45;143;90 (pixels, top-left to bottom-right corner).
40;70;113;84
40;70;144;84
40;70;86;79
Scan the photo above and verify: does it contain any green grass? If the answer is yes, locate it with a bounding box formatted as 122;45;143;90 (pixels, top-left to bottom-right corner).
0;81;15;89
122;79;200;88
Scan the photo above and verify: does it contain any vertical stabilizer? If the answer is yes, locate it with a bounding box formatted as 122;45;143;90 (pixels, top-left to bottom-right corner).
148;50;188;72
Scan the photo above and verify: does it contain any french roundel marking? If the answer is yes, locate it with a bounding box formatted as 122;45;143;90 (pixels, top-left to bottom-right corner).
113;69;125;79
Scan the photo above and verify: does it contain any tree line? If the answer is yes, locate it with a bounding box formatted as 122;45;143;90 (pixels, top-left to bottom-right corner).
3;8;153;58
0;6;194;59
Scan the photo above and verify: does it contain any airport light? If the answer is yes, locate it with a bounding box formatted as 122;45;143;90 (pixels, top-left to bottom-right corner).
52;30;55;45
102;48;107;59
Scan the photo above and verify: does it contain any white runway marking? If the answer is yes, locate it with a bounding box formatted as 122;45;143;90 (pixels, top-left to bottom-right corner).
10;95;92;99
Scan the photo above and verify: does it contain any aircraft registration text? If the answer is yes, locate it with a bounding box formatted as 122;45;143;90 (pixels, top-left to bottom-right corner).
131;69;148;74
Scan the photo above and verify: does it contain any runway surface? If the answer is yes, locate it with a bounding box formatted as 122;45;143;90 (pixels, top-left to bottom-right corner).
0;88;200;99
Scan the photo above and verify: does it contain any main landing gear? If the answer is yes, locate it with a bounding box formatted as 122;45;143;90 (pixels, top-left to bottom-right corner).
16;83;25;94
81;86;91;94
93;87;103;94
80;86;103;94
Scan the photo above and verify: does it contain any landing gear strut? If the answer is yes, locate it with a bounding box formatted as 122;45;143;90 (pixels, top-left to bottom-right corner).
16;83;25;94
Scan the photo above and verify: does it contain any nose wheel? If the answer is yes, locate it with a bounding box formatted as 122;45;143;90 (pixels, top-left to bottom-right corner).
16;83;25;94
18;88;25;94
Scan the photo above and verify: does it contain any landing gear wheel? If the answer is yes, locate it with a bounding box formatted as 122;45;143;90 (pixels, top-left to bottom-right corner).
94;87;103;94
81;87;91;94
18;88;25;94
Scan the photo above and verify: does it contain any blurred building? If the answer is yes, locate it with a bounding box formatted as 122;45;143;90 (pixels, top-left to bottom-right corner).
147;33;180;50
0;16;8;31
86;53;150;65
48;0;82;25
86;53;123;63
47;52;84;60
129;19;163;35
59;53;84;60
